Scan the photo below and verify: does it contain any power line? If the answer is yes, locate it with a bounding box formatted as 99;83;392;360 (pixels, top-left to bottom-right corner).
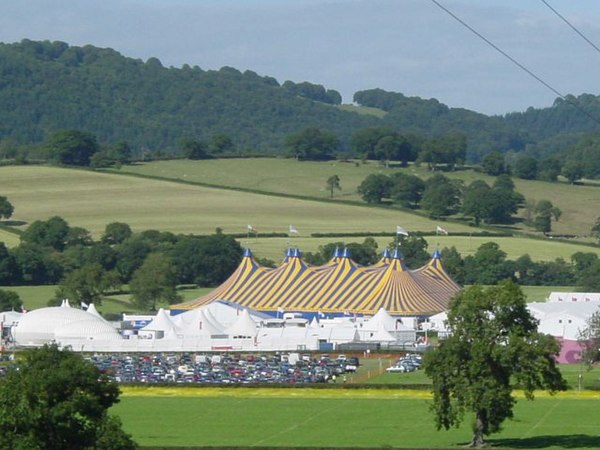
541;0;600;55
429;0;600;125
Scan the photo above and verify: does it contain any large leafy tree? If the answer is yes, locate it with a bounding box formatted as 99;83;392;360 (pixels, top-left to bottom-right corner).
285;126;338;161
579;308;600;366
533;200;562;233
170;232;243;287
577;260;600;291
0;344;136;449
45;129;99;166
481;151;506;176
462;178;522;225
461;180;494;226
54;263;121;305
102;222;133;245
463;242;514;285
0;243;19;285
421;174;462;218
357;173;393;204
0;289;22;311
180;137;210;160
20;216;71;251
390;173;425;208
0;196;14;220
513;155;538;180
424;281;566;448
129;253;179;310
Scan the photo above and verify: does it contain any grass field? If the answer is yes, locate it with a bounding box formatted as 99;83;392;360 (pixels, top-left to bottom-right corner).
242;235;600;263
0;228;19;247
0;165;476;238
113;387;600;449
116;158;600;239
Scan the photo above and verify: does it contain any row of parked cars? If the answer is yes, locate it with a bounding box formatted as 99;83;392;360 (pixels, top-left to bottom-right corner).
84;353;361;384
385;353;423;373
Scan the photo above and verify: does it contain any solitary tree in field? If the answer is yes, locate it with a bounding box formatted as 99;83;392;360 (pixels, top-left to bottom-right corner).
533;200;562;233
0;344;137;449
0;196;14;220
326;175;341;198
424;281;566;448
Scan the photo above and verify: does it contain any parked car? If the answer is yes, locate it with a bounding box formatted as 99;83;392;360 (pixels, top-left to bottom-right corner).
386;364;408;373
344;356;359;372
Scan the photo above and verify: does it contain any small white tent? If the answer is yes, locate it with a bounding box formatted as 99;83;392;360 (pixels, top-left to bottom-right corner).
139;308;178;339
223;309;257;338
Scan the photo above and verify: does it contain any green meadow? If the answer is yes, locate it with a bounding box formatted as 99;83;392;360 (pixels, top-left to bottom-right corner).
116;158;600;239
0;228;19;247
113;388;600;449
242;235;600;263
1;165;476;238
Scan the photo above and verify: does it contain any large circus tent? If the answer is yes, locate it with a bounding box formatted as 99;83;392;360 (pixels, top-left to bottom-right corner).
173;247;461;317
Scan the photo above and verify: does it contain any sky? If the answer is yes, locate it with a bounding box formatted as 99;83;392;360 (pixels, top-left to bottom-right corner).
1;0;600;115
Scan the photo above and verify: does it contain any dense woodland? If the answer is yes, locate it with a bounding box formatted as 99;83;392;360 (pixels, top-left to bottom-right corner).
1;39;600;165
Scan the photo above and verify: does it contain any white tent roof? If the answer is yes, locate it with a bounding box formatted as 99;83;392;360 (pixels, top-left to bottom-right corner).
308;316;320;328
366;323;397;342
363;308;397;331
528;301;600;321
141;308;178;337
223;309;257;337
85;303;106;321
55;319;121;341
13;307;114;346
172;308;224;337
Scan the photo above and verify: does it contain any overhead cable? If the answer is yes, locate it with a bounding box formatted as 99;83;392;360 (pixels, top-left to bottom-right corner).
541;0;600;55
429;0;600;125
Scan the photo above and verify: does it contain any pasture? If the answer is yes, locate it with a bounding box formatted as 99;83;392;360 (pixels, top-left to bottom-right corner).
116;158;600;239
241;235;600;263
0;166;476;238
0;229;19;247
113;387;600;449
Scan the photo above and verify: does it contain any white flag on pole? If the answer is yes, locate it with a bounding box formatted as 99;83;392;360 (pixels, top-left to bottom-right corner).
289;225;299;234
396;225;409;236
436;225;448;235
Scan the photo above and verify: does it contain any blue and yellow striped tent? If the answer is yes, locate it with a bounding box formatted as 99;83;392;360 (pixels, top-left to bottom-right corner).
175;248;461;316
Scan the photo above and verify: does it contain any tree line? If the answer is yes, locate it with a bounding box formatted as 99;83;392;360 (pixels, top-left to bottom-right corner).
355;171;563;232
0;217;243;312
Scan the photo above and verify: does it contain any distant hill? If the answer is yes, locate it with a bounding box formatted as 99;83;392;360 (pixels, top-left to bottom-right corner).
0;40;376;154
1;39;600;161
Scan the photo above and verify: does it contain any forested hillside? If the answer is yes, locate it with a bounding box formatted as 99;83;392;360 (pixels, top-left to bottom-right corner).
1;39;600;161
0;40;376;154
